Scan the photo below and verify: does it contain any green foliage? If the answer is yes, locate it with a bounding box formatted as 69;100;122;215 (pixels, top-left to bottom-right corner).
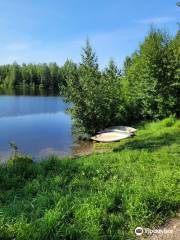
0;142;34;188
7;154;32;169
123;28;180;121
0;154;34;191
0;118;179;239
60;59;79;96
61;28;179;135
0;62;66;90
63;40;122;134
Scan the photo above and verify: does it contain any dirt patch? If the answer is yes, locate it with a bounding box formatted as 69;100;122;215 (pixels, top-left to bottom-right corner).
71;141;94;156
146;218;180;240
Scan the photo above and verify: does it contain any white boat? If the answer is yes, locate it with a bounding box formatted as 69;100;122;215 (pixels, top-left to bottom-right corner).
91;131;132;143
99;126;137;134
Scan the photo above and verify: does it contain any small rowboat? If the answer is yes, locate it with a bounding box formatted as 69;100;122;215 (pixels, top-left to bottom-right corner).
99;126;137;134
91;131;132;143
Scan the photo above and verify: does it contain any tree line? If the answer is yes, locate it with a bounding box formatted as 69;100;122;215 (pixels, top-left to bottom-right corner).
0;62;65;89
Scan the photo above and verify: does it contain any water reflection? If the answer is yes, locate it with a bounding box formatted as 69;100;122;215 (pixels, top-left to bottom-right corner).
0;89;92;162
0;87;58;96
0;96;68;117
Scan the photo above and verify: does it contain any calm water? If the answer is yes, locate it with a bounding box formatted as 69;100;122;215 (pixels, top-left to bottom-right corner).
0;91;92;162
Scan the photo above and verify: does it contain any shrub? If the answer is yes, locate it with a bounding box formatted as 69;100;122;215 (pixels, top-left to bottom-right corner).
7;154;33;180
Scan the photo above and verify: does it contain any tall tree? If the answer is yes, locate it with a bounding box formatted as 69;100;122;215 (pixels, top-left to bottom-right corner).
8;62;21;87
168;30;180;116
70;39;101;134
40;64;51;88
49;63;60;88
125;28;179;119
60;60;78;97
63;40;123;135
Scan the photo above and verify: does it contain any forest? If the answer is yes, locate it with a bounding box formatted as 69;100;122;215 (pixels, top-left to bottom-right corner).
0;27;179;135
0;62;62;89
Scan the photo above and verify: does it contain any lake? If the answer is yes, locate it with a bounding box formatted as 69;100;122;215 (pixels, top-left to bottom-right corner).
0;90;92;162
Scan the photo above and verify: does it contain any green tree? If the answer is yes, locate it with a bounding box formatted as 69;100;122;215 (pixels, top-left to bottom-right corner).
100;60;123;125
60;59;78;96
39;64;51;88
66;39;101;134
63;40;123;135
8;62;22;87
168;30;180;116
49;62;60;88
125;28;177;120
21;63;31;86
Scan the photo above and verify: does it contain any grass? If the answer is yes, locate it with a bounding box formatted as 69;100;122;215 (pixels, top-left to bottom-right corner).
0;117;180;239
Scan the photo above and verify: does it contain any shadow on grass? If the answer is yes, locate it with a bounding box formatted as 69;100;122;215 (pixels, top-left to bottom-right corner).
113;131;180;153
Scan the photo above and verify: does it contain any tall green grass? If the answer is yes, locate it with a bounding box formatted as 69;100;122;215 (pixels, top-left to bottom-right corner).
0;117;179;239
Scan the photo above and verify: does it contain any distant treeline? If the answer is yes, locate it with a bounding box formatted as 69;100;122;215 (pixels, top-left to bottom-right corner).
0;63;65;89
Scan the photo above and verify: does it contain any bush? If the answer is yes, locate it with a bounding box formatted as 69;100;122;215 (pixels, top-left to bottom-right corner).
7;154;33;180
7;154;32;168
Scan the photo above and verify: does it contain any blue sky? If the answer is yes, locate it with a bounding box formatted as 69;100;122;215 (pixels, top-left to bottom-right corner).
0;0;179;67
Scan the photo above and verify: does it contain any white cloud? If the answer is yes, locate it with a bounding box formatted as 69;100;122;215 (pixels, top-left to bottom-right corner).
136;17;175;24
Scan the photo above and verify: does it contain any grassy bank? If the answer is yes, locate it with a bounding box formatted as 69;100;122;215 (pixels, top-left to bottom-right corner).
0;117;180;239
